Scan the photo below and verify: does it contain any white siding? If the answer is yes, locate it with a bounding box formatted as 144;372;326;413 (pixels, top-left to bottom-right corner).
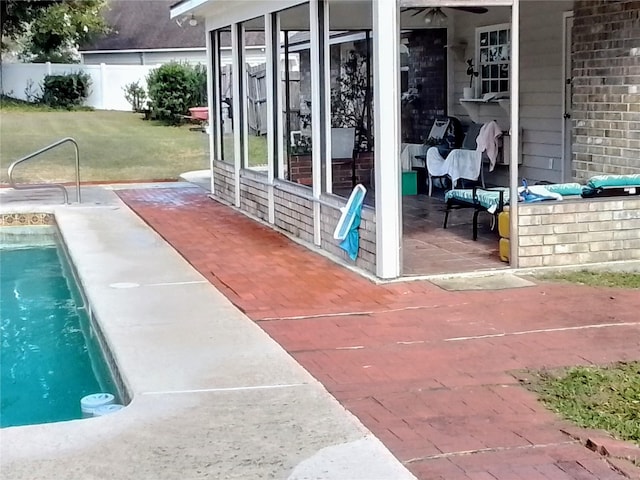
82;50;207;65
447;1;572;185
82;52;147;65
517;0;573;185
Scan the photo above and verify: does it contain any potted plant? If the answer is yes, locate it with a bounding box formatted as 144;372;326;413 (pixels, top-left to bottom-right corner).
330;49;372;152
464;58;478;99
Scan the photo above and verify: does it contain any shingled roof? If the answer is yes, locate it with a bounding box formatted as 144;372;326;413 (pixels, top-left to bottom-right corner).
80;0;264;52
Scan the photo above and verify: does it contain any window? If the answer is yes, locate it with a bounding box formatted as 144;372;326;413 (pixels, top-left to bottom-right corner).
215;28;234;164
241;17;268;171
476;23;510;96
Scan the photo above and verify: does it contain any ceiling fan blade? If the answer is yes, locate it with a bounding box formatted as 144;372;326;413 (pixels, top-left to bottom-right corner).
401;7;429;17
451;6;489;14
402;6;488;16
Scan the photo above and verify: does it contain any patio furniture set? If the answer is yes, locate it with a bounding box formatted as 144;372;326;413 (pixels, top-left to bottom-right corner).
417;117;640;240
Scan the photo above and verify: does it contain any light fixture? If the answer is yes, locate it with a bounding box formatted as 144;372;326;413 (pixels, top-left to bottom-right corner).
423;7;447;27
176;14;198;27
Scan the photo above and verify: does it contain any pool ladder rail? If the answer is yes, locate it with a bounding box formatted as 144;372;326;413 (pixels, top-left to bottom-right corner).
7;137;81;204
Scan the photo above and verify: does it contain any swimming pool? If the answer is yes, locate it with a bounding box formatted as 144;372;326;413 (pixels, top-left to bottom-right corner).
1;226;120;427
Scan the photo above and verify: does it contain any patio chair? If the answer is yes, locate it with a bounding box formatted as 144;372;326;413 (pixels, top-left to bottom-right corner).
426;122;484;196
443;182;583;240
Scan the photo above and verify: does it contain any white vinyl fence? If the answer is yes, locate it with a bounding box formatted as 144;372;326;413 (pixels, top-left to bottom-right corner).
1;62;161;111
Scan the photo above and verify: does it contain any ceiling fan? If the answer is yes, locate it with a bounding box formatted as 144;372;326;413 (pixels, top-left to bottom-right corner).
403;6;489;15
402;6;489;26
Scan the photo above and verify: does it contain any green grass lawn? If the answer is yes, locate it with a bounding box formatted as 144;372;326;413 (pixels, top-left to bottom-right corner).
0;108;270;184
1;109;211;184
221;133;268;167
538;270;640;289
528;362;640;446
527;271;639;447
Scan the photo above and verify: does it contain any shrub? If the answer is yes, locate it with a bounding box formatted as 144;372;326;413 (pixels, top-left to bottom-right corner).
24;79;42;103
146;62;207;124
191;64;208;107
123;81;147;112
41;72;91;109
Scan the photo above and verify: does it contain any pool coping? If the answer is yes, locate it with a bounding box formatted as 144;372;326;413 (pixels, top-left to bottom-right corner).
0;185;416;479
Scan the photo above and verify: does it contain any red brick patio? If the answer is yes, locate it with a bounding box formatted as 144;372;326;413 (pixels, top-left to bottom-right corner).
118;186;640;480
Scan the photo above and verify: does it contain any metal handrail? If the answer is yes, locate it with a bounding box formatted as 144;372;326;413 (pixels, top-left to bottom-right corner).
7;137;81;204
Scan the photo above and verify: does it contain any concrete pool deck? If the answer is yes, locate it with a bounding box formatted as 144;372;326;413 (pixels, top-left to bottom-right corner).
0;185;415;479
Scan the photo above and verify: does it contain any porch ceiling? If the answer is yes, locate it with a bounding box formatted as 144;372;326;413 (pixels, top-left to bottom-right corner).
173;0;512;31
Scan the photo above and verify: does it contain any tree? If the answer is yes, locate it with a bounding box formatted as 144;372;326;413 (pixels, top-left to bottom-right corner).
146;62;208;124
1;1;56;44
1;0;109;62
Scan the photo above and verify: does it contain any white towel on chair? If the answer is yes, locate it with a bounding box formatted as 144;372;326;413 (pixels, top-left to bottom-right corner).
475;121;502;171
401;143;425;171
426;146;482;186
426;146;449;177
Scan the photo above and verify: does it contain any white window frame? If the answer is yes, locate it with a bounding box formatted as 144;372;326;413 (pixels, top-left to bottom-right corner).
475;22;511;97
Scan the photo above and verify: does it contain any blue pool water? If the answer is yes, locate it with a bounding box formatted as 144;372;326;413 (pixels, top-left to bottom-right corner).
1;235;119;427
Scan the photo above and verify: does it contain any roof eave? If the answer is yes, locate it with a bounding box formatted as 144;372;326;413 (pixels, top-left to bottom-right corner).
80;47;207;54
170;0;209;19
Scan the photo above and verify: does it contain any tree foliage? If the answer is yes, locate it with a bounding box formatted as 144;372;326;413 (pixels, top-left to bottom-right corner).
1;0;109;62
146;62;208;124
1;0;56;42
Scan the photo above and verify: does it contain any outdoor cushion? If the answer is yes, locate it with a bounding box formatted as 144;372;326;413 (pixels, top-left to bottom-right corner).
445;187;509;214
544;182;584;196
445;184;566;213
586;174;640;189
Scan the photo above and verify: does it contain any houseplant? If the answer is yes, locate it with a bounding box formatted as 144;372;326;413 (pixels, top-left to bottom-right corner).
464;58;478;99
330;49;372;152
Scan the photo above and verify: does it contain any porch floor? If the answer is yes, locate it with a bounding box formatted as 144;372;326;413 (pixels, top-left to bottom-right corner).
181;170;506;277
334;182;506;276
402;193;506;276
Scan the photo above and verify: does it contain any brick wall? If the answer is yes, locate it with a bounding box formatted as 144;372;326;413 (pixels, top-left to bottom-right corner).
239;172;269;222
212;160;235;205
211;162;378;276
401;29;447;144
289;154;313;186
572;1;640;182
319;195;376;274
289;152;373;189
518;197;640;268
273;185;315;244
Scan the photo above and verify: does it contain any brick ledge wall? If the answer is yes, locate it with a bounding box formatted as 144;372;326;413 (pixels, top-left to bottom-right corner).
518;197;640;267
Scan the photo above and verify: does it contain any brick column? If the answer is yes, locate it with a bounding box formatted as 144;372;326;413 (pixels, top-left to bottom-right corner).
572;0;640;182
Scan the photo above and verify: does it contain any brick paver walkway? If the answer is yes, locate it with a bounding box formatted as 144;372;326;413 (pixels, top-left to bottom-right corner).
118;186;640;480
